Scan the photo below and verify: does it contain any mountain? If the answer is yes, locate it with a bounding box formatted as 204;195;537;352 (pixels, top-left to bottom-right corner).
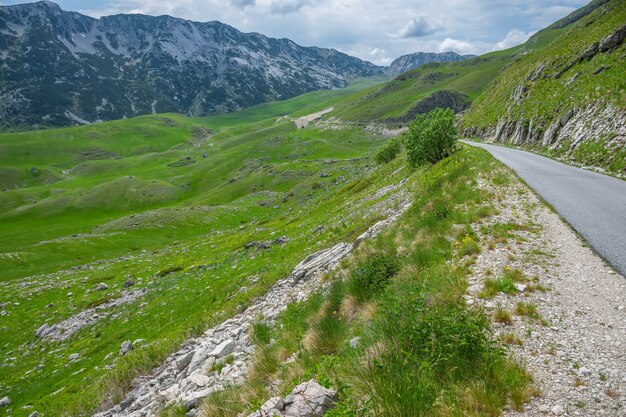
0;1;382;129
330;52;512;123
461;0;625;176
386;51;476;76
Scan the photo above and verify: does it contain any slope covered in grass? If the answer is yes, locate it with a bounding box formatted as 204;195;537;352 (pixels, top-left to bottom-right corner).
0;78;408;415
198;146;534;417
328;50;516;123
461;0;626;175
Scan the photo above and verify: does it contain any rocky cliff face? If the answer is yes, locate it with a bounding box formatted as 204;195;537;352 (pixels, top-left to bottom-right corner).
463;101;626;176
0;1;382;128
386;52;475;76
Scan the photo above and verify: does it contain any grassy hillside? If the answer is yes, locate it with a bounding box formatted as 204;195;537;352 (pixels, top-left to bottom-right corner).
463;0;625;127
196;147;535;417
461;0;626;174
0;78;410;415
327;49;516;123
1;0;623;414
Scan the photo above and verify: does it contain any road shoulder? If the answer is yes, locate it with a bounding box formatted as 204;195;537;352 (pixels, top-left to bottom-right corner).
465;166;626;416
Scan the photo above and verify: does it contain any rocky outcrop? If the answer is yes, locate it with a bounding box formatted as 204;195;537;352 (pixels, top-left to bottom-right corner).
599;24;626;52
386;90;469;123
463;101;626;175
247;380;337;417
93;181;412;417
35;289;146;341
554;24;626;79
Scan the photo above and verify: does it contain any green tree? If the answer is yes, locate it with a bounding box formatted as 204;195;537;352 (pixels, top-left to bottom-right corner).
405;108;457;167
375;138;402;164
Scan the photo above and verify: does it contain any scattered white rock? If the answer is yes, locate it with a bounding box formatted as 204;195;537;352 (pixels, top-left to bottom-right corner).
551;403;565;416
119;340;133;356
188;373;209;387
248;380;336;417
349;337;361;349
92;184;413;417
210;340;235;359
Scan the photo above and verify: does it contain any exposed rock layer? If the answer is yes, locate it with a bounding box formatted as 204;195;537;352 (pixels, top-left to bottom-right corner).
92;183;412;417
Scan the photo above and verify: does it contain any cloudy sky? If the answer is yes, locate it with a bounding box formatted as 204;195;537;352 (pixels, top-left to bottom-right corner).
3;0;588;64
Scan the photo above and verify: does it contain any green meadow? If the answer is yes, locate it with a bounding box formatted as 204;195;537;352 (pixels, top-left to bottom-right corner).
0;77;424;415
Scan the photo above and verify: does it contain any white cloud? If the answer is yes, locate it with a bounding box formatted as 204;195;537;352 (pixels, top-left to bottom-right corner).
437;38;475;55
269;0;319;15
395;16;444;38
492;29;537;51
66;0;588;65
230;0;256;9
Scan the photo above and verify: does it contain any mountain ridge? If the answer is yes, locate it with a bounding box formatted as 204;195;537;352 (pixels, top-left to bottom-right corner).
0;1;383;128
386;51;476;76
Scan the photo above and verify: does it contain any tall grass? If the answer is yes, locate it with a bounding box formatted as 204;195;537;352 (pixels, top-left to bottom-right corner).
200;147;533;417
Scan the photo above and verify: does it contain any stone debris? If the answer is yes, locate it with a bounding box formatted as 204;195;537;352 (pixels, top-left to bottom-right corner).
96;282;109;291
245;236;291;250
119;340;134;356
355;199;411;246
599;24;626;52
0;396;11;407
35;289;146;341
93;183;412;417
293;107;334;129
247;380;337;417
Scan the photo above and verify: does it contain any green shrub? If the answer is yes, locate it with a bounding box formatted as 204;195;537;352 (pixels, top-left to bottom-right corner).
350;292;511;415
346;254;399;302
305;315;348;355
405;108;457;167
250;322;272;346
375;139;402;164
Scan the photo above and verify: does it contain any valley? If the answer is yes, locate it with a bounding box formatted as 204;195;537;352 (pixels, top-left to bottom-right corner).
0;0;625;416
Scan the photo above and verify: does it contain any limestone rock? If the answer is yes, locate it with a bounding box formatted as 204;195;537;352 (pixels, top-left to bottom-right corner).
210;340;235;359
599;24;626;52
551;403;565;416
96;282;109;291
176;351;195;371
273;236;291;245
248;380;336;417
159;385;180;402
188;373;210;387
349;337;361;349
579;42;598;61
35;323;53;338
0;396;11;407
120;340;134;356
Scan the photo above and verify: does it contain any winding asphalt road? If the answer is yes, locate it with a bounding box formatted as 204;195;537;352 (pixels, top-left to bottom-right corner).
462;140;626;277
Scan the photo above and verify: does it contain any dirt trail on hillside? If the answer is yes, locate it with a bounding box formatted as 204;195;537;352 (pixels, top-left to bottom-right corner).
293;107;334;129
467;171;626;416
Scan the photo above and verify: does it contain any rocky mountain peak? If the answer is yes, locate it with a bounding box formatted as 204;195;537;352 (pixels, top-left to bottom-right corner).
387;51;476;76
0;1;382;128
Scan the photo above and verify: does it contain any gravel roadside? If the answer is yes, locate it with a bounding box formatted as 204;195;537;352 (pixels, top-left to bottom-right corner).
466;170;626;416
